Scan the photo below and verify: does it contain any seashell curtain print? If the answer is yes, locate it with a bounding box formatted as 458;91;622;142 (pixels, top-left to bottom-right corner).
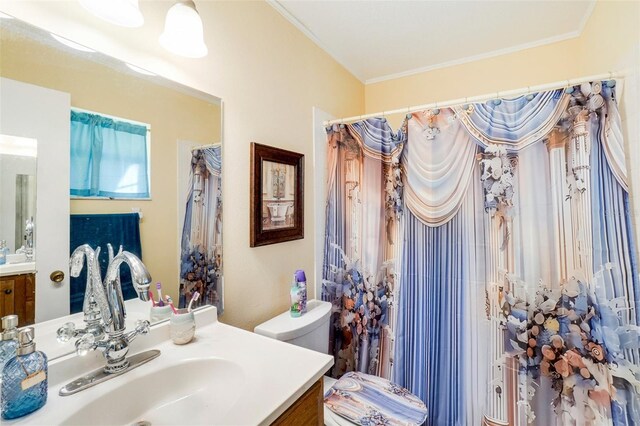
323;82;640;426
323;118;405;380
179;146;223;313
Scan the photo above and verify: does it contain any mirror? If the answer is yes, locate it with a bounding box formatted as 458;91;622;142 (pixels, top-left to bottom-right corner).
0;16;223;358
0;135;37;254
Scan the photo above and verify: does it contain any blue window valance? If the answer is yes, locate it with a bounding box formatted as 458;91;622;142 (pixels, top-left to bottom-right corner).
70;110;150;198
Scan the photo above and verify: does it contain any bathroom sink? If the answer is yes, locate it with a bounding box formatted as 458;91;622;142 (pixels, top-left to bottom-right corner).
60;358;246;425
8;307;332;426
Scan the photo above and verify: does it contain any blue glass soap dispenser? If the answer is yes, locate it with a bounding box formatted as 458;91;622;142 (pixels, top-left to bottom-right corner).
1;327;48;420
0;315;19;378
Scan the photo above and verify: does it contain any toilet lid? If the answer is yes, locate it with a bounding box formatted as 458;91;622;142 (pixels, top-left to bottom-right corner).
323;372;428;426
324;407;358;426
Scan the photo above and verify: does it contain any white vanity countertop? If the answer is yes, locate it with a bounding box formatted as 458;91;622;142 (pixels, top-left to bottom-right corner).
0;261;36;277
7;306;334;425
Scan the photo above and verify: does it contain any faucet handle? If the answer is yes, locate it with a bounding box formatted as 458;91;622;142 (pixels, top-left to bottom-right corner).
134;320;151;335
124;320;151;345
57;322;77;343
76;333;97;356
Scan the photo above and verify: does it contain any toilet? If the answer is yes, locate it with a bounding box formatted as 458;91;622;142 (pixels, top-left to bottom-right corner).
256;299;420;426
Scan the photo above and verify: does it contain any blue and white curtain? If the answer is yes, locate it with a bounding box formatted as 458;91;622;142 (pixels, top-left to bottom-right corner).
70;110;149;198
179;146;223;313
324;82;640;425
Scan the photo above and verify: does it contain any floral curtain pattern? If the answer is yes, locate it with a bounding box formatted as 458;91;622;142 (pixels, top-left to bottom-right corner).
179;146;223;312
323;82;640;425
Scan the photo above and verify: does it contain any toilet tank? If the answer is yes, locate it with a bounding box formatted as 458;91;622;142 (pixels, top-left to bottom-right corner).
254;299;332;354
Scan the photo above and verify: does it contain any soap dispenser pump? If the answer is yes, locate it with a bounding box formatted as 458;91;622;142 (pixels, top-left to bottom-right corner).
1;327;48;420
0;315;19;377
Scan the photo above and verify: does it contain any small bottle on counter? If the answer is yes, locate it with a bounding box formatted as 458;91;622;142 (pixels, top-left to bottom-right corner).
1;327;48;420
0;315;19;378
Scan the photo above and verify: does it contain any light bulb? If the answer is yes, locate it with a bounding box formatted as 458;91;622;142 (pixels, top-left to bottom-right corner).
159;1;208;58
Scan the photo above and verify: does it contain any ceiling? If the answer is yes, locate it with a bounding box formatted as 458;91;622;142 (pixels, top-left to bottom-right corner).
268;0;596;84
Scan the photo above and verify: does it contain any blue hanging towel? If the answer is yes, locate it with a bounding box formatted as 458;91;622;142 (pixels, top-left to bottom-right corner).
69;213;142;314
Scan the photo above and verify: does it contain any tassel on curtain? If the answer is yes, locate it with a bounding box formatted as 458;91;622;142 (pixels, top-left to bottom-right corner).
179;146;223;313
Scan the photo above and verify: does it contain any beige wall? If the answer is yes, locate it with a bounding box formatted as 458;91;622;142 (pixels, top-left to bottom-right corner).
0;0;365;331
0;29;221;304
197;2;364;330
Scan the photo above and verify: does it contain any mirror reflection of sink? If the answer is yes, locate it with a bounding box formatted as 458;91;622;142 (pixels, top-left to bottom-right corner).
0;260;36;276
60;358;246;425
6;253;28;264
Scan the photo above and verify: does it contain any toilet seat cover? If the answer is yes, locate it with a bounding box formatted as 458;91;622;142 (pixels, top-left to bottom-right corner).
323;372;428;426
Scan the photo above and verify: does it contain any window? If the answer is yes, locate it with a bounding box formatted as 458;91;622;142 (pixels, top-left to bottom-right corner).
70;109;150;199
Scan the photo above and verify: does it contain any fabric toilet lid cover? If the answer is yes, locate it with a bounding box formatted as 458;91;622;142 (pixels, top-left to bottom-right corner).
324;372;428;426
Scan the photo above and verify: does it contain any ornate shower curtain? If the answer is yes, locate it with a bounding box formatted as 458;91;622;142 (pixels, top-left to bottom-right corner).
323;82;640;425
179;146;223;312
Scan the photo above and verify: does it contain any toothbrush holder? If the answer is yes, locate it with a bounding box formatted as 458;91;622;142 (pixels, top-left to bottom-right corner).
149;304;173;323
170;309;196;345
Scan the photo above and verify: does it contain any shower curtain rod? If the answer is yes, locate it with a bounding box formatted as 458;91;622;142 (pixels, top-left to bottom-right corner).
324;71;624;126
190;143;221;151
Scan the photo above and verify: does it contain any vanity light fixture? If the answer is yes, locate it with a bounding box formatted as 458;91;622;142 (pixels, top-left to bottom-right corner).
79;0;144;28
126;63;156;76
50;33;96;53
159;0;208;58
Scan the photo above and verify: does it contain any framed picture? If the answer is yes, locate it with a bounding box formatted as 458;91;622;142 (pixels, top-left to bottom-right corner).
250;142;304;247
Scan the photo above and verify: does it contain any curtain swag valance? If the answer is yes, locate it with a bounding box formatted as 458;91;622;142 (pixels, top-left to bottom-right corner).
326;83;625;226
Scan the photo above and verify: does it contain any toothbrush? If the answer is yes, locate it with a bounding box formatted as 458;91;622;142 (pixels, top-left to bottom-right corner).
187;291;200;313
165;295;178;314
148;290;157;307
156;282;164;306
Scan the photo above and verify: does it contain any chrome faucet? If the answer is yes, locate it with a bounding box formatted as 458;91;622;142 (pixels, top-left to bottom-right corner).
24;217;34;261
75;251;153;373
58;244;109;343
59;249;160;396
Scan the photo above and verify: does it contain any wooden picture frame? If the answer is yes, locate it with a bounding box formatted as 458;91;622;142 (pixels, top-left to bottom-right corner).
250;142;304;247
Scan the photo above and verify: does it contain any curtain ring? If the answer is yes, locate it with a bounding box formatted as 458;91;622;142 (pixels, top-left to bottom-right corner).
525;86;534;101
565;79;575;94
493;92;502;106
406;106;412;120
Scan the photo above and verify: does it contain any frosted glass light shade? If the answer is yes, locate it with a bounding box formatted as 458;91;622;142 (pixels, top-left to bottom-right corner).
159;1;208;58
79;0;144;28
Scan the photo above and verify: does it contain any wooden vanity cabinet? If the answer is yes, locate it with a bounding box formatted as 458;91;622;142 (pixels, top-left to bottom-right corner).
272;378;323;425
0;273;35;326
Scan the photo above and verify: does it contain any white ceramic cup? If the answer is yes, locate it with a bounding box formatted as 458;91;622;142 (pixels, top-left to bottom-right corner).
170;309;196;345
149;304;173;323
